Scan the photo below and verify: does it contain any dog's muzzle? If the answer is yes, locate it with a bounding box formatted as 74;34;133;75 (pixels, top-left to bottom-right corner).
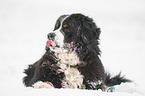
48;33;56;41
47;31;64;48
46;32;56;47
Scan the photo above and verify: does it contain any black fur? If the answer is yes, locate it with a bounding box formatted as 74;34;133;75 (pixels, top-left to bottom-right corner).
105;73;131;87
23;51;64;88
23;13;131;90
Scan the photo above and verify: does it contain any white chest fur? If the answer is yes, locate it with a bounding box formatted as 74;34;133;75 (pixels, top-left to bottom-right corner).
53;48;84;89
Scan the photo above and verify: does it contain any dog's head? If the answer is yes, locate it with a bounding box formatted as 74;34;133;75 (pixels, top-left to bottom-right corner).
47;14;101;51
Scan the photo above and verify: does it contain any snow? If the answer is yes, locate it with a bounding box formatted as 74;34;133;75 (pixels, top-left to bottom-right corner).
0;0;145;96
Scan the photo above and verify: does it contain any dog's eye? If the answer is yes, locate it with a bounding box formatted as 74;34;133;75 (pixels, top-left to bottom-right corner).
62;23;71;34
63;24;67;28
63;24;70;31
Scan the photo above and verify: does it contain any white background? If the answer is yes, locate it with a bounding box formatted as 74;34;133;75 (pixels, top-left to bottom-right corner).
0;0;145;96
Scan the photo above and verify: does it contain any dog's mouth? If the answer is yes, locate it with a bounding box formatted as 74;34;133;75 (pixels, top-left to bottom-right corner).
46;39;61;49
46;40;56;47
46;39;74;50
47;31;64;48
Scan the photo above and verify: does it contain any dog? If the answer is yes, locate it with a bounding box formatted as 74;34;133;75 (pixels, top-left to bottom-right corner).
23;13;131;91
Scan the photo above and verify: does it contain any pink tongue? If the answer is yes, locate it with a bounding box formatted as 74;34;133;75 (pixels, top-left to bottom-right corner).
46;40;56;47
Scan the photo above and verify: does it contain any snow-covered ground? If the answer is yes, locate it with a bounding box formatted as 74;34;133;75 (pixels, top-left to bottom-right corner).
0;0;145;96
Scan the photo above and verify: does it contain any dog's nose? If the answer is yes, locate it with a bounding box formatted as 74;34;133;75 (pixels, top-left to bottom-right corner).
48;33;56;40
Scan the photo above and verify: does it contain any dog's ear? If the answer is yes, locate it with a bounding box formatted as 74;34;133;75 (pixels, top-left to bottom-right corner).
80;17;101;44
78;16;101;56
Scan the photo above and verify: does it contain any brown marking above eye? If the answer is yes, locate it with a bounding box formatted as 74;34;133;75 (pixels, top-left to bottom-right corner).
56;23;59;27
63;24;67;28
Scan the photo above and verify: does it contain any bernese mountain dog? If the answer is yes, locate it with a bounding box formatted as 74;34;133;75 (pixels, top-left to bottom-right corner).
23;13;131;91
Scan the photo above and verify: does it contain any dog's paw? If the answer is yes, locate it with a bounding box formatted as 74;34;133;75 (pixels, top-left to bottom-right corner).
32;81;54;89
